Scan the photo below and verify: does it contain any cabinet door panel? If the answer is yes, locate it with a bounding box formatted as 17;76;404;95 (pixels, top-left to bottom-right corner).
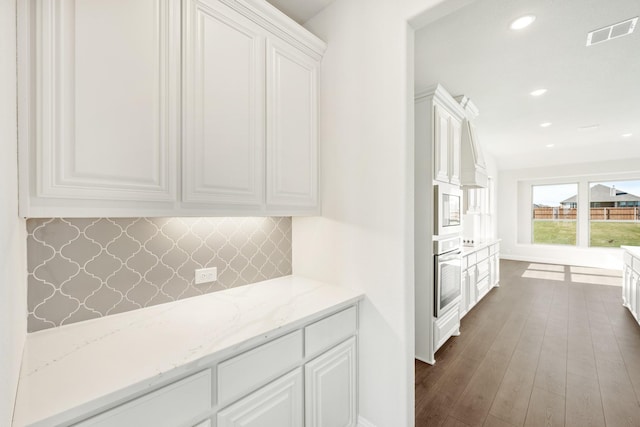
183;0;265;206
217;369;303;427
266;38;318;209
449;118;461;186
433;104;450;183
31;0;179;201
305;338;356;427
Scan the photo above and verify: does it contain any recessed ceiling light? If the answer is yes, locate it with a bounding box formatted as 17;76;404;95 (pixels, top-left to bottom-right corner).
530;89;547;97
546;144;555;148
578;125;599;131
622;133;633;137
510;15;536;30
540;122;552;128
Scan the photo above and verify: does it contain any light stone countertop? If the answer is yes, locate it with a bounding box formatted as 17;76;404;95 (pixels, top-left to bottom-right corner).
622;246;640;259
461;239;501;256
13;276;363;427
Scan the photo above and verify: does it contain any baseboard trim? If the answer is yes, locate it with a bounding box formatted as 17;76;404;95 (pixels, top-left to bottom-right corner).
500;253;622;270
415;355;435;365
358;415;377;427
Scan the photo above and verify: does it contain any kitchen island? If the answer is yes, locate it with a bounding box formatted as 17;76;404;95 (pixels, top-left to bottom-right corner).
622;246;640;326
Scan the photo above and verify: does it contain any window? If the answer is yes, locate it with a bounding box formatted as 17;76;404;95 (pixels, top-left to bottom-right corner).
464;177;495;241
531;183;578;245
589;180;640;247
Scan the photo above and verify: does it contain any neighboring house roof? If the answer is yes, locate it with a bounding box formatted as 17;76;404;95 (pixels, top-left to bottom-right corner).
561;184;640;204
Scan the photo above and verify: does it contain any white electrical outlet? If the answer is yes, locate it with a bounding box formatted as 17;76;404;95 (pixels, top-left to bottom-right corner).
195;267;217;285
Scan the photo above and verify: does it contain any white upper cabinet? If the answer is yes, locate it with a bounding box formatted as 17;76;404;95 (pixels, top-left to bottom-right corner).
18;0;325;218
19;0;180;217
449;118;462;186
266;38;318;210
182;0;265;208
421;85;465;186
433;104;450;184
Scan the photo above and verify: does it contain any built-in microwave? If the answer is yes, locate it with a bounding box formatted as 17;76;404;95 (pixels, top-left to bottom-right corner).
434;183;462;236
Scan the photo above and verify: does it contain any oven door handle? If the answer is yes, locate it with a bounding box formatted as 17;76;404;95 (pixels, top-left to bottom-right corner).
438;250;462;261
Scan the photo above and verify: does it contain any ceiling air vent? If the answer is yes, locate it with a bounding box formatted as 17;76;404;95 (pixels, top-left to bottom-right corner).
586;17;638;46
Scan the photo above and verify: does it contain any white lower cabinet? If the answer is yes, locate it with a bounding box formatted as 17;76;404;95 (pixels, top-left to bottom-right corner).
434;306;460;351
217;369;303;427
305;338;357;427
623;248;640;322
460;241;500;318
65;304;358;427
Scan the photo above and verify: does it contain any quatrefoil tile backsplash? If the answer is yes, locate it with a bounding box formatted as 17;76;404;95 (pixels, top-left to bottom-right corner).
27;217;292;332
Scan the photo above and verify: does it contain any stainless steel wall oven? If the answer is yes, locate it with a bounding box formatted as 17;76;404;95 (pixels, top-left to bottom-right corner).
434;237;462;317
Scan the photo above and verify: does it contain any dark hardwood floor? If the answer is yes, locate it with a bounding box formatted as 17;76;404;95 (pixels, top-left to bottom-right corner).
415;259;640;427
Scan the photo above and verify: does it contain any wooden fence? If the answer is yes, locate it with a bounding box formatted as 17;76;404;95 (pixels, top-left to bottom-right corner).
533;207;640;220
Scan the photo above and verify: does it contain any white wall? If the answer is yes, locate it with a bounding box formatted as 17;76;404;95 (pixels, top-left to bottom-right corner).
0;0;27;424
292;1;445;426
498;158;640;270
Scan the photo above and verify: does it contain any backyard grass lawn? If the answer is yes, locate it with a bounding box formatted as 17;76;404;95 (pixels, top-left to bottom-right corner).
533;220;576;245
590;222;640;247
533;221;640;246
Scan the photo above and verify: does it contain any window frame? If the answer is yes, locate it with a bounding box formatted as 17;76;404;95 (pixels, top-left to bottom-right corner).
530;182;580;246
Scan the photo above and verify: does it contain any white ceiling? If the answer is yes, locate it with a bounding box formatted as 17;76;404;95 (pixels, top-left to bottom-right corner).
266;0;335;24
415;0;640;170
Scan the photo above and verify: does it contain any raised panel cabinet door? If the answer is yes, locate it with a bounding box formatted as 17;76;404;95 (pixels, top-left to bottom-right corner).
305;337;357;427
449;117;462;186
266;38;319;209
217;369;303;427
468;269;477;307
459;269;467;318
625;263;634;307
23;0;180;203
183;0;265;207
433;104;450;183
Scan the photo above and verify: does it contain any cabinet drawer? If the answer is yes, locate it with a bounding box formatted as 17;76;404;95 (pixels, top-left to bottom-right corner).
477;259;490;280
305;306;357;358
476;276;490;299
75;370;211;427
476;248;489;261
624;252;633;267
217;330;303;406
433;306;459;351
634;256;640;275
490;243;499;255
466;253;476;266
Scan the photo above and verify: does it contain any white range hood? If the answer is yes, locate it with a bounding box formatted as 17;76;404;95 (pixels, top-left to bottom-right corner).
456;96;488;188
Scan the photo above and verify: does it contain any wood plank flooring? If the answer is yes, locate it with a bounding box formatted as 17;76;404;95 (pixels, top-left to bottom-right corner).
415;259;640;427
